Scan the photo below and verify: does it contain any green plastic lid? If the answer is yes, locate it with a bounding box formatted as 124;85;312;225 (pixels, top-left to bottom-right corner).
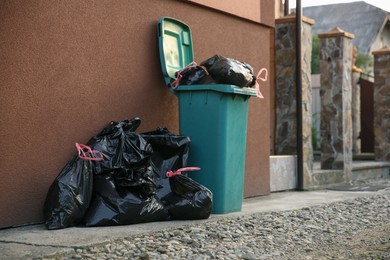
158;17;257;97
158;17;194;86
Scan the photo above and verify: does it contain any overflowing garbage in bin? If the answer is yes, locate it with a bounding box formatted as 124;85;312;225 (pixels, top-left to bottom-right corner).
171;54;267;99
43;118;212;230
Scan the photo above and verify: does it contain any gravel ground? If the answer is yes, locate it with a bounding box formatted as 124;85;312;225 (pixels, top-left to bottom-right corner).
39;191;390;260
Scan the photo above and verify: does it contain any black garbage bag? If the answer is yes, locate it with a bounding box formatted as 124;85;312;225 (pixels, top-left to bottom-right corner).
83;119;170;226
87;118;159;196
163;173;212;220
113;159;157;196
87;118;151;175
172;63;214;88
141;127;191;198
200;54;256;88
83;169;170;227
141;128;212;220
43;143;103;230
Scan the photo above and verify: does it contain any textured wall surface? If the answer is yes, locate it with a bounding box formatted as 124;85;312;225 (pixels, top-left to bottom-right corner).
275;19;297;155
352;71;361;154
274;17;313;187
319;30;353;183
373;48;390;161
0;0;273;227
301;21;314;187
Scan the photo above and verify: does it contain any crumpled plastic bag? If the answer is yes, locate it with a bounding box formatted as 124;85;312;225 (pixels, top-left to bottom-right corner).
43;143;103;230
83;170;169;227
141;127;191;198
142;128;212;220
163;173;212;220
200;54;256;88
86;118;151;175
171;63;215;88
83;119;169;226
87;118;159;195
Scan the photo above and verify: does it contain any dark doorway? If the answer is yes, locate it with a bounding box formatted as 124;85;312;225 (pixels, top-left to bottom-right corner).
360;77;374;153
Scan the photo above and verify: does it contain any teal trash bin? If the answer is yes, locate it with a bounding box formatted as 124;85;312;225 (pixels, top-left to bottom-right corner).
158;17;257;214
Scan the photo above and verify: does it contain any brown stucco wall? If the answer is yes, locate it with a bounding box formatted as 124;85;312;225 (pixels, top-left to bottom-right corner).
0;0;272;228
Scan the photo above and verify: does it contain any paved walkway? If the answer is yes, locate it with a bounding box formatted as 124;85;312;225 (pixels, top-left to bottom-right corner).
1;188;389;259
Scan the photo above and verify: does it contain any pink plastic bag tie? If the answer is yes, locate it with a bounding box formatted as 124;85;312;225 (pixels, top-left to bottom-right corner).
253;68;268;99
170;62;198;90
166;167;201;178
76;143;104;161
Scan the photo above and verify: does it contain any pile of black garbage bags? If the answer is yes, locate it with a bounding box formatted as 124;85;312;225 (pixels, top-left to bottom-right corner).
43;118;212;230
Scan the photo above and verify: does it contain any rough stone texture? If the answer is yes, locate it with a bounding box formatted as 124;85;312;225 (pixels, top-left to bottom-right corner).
275;21;297;155
301;22;314;187
351;162;390;181
311;160;390;189
311;169;345;188
319;32;353;184
373;50;390;161
352;71;361;154
275;17;314;187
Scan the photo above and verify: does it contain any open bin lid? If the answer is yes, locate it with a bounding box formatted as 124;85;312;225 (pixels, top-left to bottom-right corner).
158;17;257;97
158;17;194;86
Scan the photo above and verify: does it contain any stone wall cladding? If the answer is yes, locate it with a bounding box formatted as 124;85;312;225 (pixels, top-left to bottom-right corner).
373;49;390;161
275;16;314;188
301;22;314;186
352;71;361;154
275;21;297;155
274;18;313;155
342;37;353;180
319;29;353;184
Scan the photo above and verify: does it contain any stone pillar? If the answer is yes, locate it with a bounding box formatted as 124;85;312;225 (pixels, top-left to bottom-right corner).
352;68;362;155
275;15;315;186
319;27;354;183
351;46;361;155
372;46;390;161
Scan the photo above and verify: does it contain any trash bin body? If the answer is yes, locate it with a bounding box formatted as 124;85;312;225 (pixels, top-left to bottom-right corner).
158;17;256;214
176;84;253;213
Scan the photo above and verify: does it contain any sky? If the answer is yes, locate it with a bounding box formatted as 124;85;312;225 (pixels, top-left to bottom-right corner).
289;0;390;12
